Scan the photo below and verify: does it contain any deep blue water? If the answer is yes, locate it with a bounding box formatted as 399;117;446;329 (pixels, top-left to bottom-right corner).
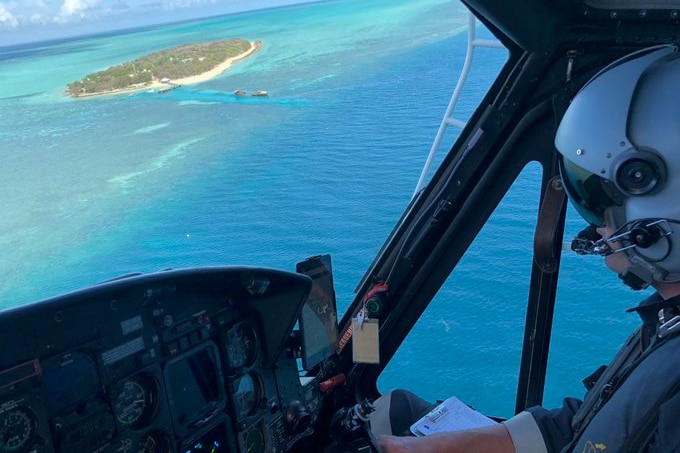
0;0;646;418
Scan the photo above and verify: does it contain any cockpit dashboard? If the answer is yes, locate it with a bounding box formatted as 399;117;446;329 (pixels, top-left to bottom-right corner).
0;267;326;453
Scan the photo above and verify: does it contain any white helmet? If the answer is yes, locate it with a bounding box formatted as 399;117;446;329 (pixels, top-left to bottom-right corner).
556;45;680;288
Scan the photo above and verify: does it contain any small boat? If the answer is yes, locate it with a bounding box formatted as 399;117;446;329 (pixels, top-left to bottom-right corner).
251;90;269;97
233;89;247;96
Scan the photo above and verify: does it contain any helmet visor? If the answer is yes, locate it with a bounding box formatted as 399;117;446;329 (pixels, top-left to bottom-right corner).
558;156;619;227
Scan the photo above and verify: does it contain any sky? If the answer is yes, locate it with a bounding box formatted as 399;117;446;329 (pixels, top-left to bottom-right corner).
0;0;316;46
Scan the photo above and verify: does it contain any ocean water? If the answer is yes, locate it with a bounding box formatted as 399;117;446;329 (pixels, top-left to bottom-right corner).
0;0;646;418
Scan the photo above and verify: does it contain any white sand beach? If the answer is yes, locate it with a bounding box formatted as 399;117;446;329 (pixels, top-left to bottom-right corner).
169;40;261;86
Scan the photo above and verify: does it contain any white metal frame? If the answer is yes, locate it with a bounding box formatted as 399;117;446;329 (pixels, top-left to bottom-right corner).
413;12;506;197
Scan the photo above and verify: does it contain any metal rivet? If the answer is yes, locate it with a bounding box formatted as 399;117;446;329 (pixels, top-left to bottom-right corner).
551;178;563;191
576;148;585;156
610;10;618;18
606;152;612;158
639;9;647;18
620;141;626;147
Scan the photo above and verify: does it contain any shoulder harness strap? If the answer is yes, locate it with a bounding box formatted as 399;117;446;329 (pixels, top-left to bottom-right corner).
564;325;680;452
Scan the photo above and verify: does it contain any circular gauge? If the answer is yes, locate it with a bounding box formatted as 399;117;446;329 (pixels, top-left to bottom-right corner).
112;373;159;430
137;430;172;453
232;373;263;420
226;322;259;372
242;424;265;453
0;407;37;453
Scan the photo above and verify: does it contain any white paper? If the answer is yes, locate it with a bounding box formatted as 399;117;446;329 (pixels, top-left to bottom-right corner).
352;318;380;364
410;396;497;436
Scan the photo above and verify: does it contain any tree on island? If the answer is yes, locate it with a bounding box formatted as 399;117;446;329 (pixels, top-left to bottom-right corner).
67;38;253;97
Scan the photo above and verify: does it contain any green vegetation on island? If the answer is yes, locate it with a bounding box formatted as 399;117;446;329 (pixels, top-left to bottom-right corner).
67;38;254;97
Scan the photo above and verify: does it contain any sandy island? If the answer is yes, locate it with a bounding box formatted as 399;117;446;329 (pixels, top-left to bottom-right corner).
72;40;262;98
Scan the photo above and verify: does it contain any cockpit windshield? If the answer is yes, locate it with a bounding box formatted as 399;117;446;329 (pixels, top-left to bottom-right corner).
0;0;473;309
1;2;665;452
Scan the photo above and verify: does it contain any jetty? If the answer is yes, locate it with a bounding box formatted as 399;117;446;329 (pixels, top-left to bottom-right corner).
158;84;182;93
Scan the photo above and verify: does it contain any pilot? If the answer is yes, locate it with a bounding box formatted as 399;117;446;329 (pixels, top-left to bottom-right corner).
375;45;680;453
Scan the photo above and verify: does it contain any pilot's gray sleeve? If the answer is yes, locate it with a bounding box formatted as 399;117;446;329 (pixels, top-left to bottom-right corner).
502;411;548;453
506;398;582;453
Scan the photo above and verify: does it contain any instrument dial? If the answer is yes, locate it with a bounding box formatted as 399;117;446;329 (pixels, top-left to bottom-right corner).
242;425;264;453
112;373;159;430
232;372;263;420
226;322;259;373
0;407;37;453
137;430;172;453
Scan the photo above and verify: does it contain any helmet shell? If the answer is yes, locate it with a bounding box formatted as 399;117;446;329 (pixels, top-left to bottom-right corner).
556;45;680;282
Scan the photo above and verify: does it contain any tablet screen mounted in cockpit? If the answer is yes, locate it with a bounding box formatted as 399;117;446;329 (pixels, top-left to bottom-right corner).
296;254;339;371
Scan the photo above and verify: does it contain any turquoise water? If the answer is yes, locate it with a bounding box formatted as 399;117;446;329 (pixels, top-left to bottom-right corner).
0;0;646;418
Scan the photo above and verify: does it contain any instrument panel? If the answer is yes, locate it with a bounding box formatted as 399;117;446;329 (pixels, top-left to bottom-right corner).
0;267;321;453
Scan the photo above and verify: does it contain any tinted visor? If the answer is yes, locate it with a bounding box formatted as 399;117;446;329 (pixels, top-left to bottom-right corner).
558;156;620;227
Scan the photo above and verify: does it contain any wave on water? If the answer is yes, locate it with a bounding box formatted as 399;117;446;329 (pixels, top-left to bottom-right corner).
108;137;206;189
132;122;171;134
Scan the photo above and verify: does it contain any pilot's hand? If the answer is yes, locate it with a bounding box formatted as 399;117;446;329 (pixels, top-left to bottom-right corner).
378;425;516;453
378;435;429;453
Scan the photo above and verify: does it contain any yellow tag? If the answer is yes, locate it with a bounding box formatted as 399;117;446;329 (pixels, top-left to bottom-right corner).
352;317;380;364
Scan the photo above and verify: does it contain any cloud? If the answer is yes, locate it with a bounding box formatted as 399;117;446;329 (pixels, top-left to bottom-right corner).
110;0;129;10
1;0;306;45
29;12;50;24
139;1;162;9
139;0;217;11
1;0;249;30
0;3;20;28
166;0;217;7
56;0;101;22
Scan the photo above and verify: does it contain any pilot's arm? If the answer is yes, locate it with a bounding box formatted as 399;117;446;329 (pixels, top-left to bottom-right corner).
379;397;583;453
378;423;515;453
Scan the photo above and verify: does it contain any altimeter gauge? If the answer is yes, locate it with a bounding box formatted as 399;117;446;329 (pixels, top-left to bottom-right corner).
112;373;159;430
137;430;172;453
232;372;264;420
225;322;259;373
0;406;37;453
242;424;265;453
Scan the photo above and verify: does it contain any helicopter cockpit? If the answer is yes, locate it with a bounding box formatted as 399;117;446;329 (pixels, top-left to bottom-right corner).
2;0;679;452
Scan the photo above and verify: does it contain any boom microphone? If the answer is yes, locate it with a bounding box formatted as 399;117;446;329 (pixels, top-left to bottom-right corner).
571;225;604;255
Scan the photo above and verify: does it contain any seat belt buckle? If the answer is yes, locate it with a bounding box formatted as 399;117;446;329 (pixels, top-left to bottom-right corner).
658;314;680;338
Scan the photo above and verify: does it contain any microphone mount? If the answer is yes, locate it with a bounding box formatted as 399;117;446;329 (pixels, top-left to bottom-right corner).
570;219;673;257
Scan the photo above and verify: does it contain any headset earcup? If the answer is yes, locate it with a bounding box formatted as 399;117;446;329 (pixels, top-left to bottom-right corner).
629;222;662;248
